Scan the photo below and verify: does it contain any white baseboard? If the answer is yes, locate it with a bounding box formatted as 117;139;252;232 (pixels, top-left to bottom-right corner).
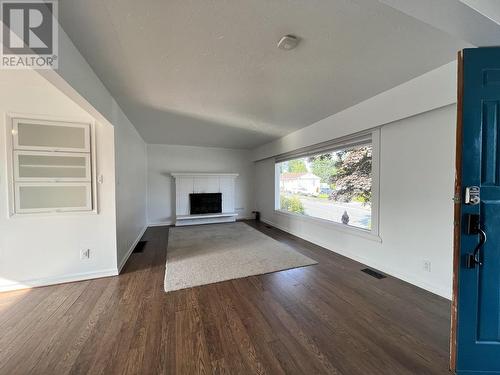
147;221;173;227
1;226;149;293
260;218;451;300
118;225;148;273
0;268;118;293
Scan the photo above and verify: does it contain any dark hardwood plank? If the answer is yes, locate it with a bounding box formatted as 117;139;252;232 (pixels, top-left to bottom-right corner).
0;221;452;375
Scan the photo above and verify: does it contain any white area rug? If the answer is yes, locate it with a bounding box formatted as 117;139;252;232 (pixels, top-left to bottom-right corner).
164;222;317;292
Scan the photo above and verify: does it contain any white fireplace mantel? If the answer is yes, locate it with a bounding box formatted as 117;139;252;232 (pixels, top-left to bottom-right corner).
171;172;239;226
171;172;239;178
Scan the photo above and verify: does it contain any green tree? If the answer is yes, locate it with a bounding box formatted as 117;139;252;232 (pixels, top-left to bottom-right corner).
330;146;372;204
309;154;337;183
288;159;307;173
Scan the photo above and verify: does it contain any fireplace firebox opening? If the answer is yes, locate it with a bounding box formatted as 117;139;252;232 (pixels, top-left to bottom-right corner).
190;193;222;215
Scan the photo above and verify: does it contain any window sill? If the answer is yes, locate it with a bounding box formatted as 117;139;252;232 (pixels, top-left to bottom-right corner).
273;209;382;242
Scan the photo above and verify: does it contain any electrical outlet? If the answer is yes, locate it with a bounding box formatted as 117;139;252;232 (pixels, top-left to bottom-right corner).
81;249;90;260
423;260;431;272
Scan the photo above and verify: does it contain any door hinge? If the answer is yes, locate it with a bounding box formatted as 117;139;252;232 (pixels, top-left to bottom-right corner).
453;195;461;203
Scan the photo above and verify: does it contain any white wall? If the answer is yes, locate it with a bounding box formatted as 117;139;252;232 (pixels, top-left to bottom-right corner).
39;27;126;133
255;105;456;299
253;61;457;161
114;113;148;271
147;144;255;225
0;70;117;291
38;26;148;274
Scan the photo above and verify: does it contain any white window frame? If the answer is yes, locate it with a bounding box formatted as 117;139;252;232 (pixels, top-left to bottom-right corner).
14;182;92;214
5;113;97;217
274;129;381;241
12;118;91;152
13;150;91;182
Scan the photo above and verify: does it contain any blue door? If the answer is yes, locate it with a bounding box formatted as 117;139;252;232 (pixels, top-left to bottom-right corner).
455;47;500;374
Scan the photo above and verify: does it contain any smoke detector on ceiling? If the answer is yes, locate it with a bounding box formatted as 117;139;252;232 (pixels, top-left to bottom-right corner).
277;35;300;51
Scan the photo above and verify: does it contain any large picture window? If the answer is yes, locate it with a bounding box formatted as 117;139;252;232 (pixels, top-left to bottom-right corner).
276;136;375;232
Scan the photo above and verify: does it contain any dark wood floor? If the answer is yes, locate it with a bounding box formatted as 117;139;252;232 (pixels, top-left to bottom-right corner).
0;221;451;375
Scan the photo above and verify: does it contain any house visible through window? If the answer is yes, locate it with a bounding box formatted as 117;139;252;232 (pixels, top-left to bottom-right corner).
276;143;372;230
9;117;94;214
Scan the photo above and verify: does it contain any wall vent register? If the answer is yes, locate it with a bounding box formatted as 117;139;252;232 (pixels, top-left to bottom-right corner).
361;268;386;279
8;117;94;214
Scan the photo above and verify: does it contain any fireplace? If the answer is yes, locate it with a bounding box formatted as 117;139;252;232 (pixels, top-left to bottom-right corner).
190;193;222;215
172;173;238;226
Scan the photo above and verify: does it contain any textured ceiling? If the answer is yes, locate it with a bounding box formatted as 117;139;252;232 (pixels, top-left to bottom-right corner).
59;0;469;149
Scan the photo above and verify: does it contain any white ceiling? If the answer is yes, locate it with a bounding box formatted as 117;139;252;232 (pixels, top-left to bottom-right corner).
460;0;500;25
379;0;500;47
59;0;470;149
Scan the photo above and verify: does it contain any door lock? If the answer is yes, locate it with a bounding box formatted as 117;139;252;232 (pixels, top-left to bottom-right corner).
465;186;480;205
464;213;487;269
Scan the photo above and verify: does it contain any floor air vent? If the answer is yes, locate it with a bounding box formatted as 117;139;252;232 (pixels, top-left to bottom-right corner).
133;241;147;253
361;268;386;279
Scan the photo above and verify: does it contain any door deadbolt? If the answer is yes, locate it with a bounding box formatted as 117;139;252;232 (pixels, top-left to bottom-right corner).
465;186;480;205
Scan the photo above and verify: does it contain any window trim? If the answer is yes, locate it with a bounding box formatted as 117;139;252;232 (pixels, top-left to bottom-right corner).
273;208;382;242
274;129;381;239
5;113;97;217
275;132;372;163
12;118;91;153
14;182;93;214
13;150;91;182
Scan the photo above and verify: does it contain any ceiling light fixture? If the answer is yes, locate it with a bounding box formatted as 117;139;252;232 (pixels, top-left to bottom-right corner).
277;35;300;51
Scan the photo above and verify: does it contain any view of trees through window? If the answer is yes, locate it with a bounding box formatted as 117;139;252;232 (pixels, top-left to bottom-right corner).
278;144;372;230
